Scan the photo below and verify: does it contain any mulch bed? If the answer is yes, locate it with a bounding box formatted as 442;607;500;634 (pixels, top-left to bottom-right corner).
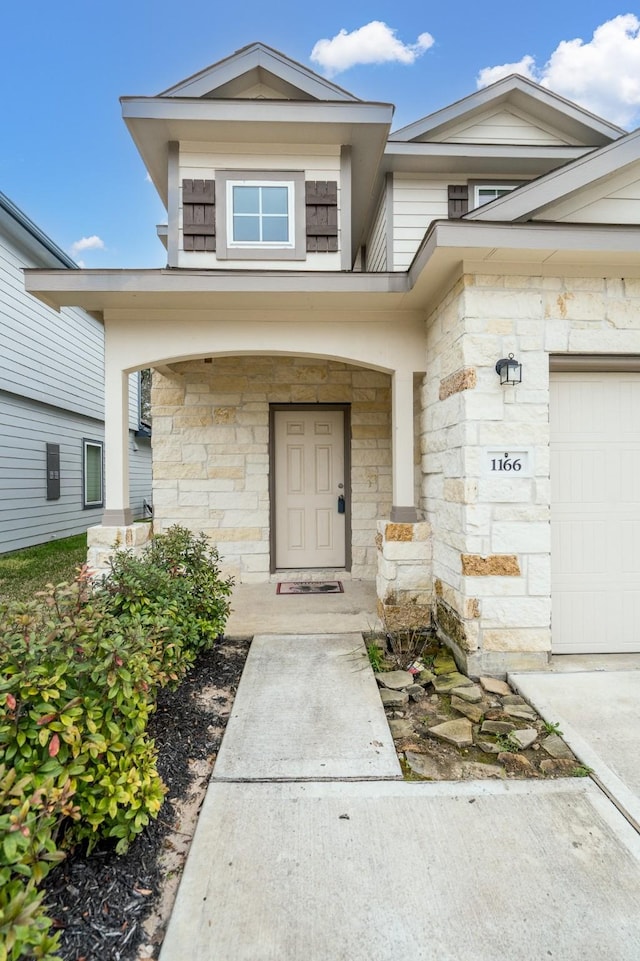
43;637;251;961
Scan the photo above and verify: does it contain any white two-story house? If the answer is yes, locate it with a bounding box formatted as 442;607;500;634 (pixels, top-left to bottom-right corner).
26;42;640;672
0;191;151;553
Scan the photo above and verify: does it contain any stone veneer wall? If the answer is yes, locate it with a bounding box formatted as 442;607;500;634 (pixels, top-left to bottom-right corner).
151;357;392;582
422;273;640;675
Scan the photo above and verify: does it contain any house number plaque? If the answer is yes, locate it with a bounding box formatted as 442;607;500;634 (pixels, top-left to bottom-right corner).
483;448;532;477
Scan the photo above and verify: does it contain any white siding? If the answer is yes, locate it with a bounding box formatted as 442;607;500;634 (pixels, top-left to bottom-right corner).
435;107;577;146
0;231;104;419
392;176;449;271
177;143;341;271
535;166;640;224
366;184;387;271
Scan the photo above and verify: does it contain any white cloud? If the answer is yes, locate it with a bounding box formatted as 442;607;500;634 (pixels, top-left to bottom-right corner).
477;15;640;128
71;235;105;255
311;21;434;76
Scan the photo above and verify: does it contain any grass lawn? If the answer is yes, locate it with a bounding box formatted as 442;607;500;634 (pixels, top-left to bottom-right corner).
0;533;88;602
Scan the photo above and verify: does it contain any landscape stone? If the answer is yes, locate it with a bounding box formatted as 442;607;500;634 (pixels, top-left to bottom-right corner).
502;695;527;706
429;718;474;748
479;676;512;696
497;752;537;775
540;758;580;777
388;719;415;739
509;728;538;750
481;720;515;735
418;670;436;686
375;670;414;691
477;739;501;754
433;652;457;675
451;684;482;703
450;695;484;724
503;706;538;721
433;672;474;693
406;684;426;701
405;752;461;779
542;734;574;760
380;689;409;709
460;761;505;780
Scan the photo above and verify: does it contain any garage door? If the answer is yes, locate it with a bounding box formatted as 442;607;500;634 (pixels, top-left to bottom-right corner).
550;370;640;653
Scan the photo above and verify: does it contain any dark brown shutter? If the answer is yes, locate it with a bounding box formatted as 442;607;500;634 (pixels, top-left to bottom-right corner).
182;179;216;251
448;185;469;219
305;181;338;252
46;443;60;500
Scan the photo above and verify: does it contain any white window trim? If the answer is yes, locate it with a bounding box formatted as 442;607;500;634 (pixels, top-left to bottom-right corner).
227;180;295;249
215;169;306;261
82;438;104;509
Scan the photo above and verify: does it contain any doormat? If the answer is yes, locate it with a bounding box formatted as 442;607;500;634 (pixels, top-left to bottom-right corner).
277;581;344;594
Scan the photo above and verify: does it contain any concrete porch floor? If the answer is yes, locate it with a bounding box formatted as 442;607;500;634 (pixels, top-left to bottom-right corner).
224;579;381;637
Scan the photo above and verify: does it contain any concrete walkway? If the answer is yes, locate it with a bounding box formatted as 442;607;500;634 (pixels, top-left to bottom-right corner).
160;637;640;961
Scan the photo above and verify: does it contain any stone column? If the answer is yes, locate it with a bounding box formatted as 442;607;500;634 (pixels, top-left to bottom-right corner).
376;520;433;629
390;369;418;522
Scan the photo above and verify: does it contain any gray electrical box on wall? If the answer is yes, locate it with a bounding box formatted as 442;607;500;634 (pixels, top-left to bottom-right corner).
46;443;60;500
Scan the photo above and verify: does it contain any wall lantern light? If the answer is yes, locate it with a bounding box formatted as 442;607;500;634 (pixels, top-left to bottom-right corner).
495;353;522;386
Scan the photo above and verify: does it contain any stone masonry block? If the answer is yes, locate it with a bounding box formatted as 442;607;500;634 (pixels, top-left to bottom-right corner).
438;367;477;401
461;554;520;576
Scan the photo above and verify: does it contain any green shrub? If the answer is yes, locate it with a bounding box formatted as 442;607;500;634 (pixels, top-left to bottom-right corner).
0;765;75;961
0;525;234;958
105;525;233;656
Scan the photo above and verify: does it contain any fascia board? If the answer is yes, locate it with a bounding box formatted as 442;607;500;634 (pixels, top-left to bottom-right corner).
408;219;640;287
383;142;589;172
391;76;624;144
466;127;640;222
0;193;78;269
121;97;393;127
158;43;358;102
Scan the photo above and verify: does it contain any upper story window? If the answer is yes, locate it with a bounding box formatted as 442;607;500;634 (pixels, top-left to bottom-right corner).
474;184;517;207
216;169;306;261
229;182;294;247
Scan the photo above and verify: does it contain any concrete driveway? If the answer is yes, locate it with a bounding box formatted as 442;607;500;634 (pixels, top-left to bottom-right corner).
511;667;640;831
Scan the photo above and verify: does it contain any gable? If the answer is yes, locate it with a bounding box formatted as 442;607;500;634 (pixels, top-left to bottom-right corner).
533;162;640;224
434;105;578;147
391;74;622;147
159;42;359;103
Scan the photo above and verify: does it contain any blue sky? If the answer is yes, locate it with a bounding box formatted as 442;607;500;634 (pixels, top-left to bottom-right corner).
2;2;639;267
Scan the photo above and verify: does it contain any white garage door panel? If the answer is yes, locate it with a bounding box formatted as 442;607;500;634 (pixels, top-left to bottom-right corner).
551;372;640;654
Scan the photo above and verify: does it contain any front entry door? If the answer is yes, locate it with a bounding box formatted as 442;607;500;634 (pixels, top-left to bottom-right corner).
274;408;346;569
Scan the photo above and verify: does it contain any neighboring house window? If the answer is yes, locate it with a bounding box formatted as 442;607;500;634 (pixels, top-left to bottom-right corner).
228;181;294;247
83;439;104;508
215;170;306;261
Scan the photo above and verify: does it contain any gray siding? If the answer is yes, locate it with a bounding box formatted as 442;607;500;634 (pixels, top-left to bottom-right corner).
0;391;104;552
129;435;152;519
0;391;152;553
0;230;104;419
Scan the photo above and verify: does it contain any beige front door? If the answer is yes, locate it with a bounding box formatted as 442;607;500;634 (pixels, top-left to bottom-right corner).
274;408;346;569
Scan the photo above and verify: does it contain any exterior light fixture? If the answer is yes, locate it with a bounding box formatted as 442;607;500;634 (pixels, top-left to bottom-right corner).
495;353;522;386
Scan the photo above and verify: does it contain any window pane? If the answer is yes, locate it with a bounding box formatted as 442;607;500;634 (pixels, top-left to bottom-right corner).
262;217;289;242
233;186;259;214
233;215;260;241
85;444;102;504
261;186;288;215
